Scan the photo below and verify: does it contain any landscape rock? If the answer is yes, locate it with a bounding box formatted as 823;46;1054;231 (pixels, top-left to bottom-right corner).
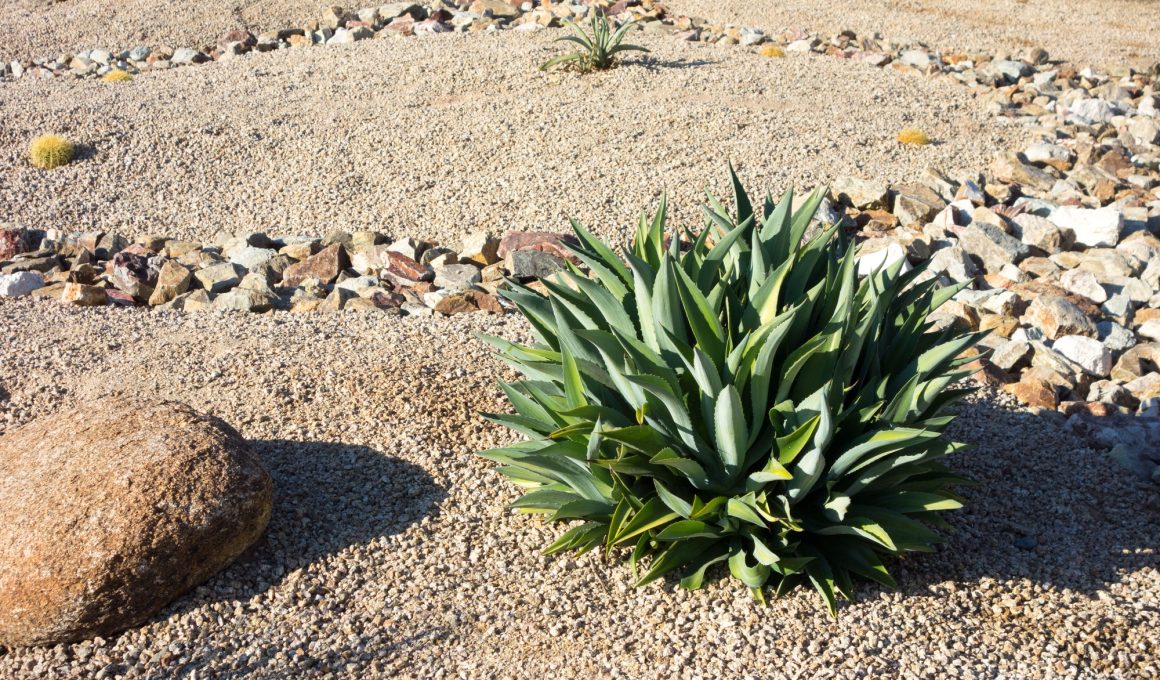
1023;295;1097;339
1052;335;1113;376
60;283;107;307
959;222;1030;272
0;398;272;647
1048;206;1124;248
281;244;347;287
0;272;44;298
194;262;244;294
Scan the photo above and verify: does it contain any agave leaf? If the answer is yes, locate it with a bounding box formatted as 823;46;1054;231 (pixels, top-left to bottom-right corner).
655;519;722;541
654;479;693;518
727;542;770;589
679;546;729;589
714;385;746;481
613;497;679;545
540;52;587;71
636;537;718;587
544;522;606;556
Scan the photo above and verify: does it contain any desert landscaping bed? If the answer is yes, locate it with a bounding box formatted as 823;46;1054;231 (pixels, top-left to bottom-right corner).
1;0;1159;678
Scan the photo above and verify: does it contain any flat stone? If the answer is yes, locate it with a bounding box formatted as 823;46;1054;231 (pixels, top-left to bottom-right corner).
0;398;271;646
228;246;277;271
959;222;1029;273
497;231;579;261
433;263;482;291
194;262;244;294
991;153;1056;192
832;176;889;210
383;251;435;284
1023;142;1074;171
212;287;278;312
505;250;565;280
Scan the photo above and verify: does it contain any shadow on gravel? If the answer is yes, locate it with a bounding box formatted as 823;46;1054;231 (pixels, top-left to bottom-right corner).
637;57;720;72
888;398;1160;602
167;440;445;611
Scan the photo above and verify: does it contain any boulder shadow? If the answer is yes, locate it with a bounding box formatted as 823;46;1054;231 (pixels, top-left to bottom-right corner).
885;396;1159;601
165;440;445;613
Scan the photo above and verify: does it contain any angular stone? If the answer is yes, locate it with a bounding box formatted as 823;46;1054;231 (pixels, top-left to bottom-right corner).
1140;319;1160;342
1005;370;1060;408
1096;320;1136;353
0;398;271;646
281;244;347;288
892;184;946;228
506;250;565;280
0;272;44;297
831;176;889;210
1022;295;1097;339
194;262;244;294
386;238;429;262
1110;344;1158;382
1052;335;1113;376
927;245;978;282
0;227;30;260
110;251;160;302
959;222;1030;273
469;0;519;18
1087;380;1137;408
212;287;278;312
383;251;435;285
497;231;580;261
147;261;193;306
228;246;276;271
855;242;910;277
460;232;500;266
1023;142;1074;171
434;292;479;315
991;340;1033;372
1047;205;1123;248
60;283;107;307
991;153;1056;192
433;263;482;291
1010;214;1065;253
1059;268;1108;304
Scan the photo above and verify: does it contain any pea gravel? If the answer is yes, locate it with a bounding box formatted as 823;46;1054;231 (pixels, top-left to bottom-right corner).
1;31;1021;246
0;300;1156;678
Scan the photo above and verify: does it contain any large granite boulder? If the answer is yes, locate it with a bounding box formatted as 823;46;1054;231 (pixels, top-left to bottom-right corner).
0;398;273;647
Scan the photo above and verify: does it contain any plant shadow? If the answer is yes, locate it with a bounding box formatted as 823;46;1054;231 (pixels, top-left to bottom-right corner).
636;56;720;72
882;396;1160;602
163;439;445;613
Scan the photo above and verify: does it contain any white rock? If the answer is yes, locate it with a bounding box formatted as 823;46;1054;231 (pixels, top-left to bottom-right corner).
1096;320;1136;353
855;242;910;277
927;245;977;282
1059;268;1108;303
1139;319;1160;341
0;271;44;297
1065;98;1117;124
1052;335;1112;376
1047;205;1123;248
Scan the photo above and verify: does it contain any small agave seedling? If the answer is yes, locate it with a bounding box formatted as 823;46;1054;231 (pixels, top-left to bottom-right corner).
479;166;982;613
540;13;649;73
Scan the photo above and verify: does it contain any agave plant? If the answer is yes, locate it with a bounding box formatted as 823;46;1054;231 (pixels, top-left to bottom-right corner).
540;13;649;72
479;167;981;613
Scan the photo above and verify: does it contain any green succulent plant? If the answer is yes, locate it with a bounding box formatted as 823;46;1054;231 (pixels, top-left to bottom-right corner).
540;13;649;73
479;166;982;614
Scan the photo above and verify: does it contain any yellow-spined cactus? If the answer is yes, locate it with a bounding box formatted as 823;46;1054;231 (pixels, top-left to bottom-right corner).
28;135;76;170
101;70;133;83
759;44;786;58
897;128;932;145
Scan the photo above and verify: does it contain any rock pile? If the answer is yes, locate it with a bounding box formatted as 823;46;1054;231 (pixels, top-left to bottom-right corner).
0;225;577;316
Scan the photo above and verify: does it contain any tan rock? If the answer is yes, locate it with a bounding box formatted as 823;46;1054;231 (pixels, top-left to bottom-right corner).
0;398;272;647
60;283;107;307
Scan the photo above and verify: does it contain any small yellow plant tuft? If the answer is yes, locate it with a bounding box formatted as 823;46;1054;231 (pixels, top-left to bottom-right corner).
101;70;134;83
28;135;76;170
759;44;786;58
897;128;932;145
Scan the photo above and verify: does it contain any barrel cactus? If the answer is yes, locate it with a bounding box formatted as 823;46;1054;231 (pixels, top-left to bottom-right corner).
28;135;76;170
479;167;981;613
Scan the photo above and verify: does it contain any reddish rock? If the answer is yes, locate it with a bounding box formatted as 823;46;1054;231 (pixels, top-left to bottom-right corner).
0;398;272;646
434;292;479;315
105;289;137;307
469;290;504;314
219;29;257;49
110;251;160;302
281;243;347;288
385;251;435;284
1005;372;1059;408
0;228;29;261
497;231;580;262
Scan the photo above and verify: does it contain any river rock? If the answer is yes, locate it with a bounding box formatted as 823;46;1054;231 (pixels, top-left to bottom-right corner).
0;398;272;647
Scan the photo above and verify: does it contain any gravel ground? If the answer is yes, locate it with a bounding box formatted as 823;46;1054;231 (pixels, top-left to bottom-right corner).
0;299;1156;677
665;0;1160;69
0;30;1020;246
0;0;330;64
